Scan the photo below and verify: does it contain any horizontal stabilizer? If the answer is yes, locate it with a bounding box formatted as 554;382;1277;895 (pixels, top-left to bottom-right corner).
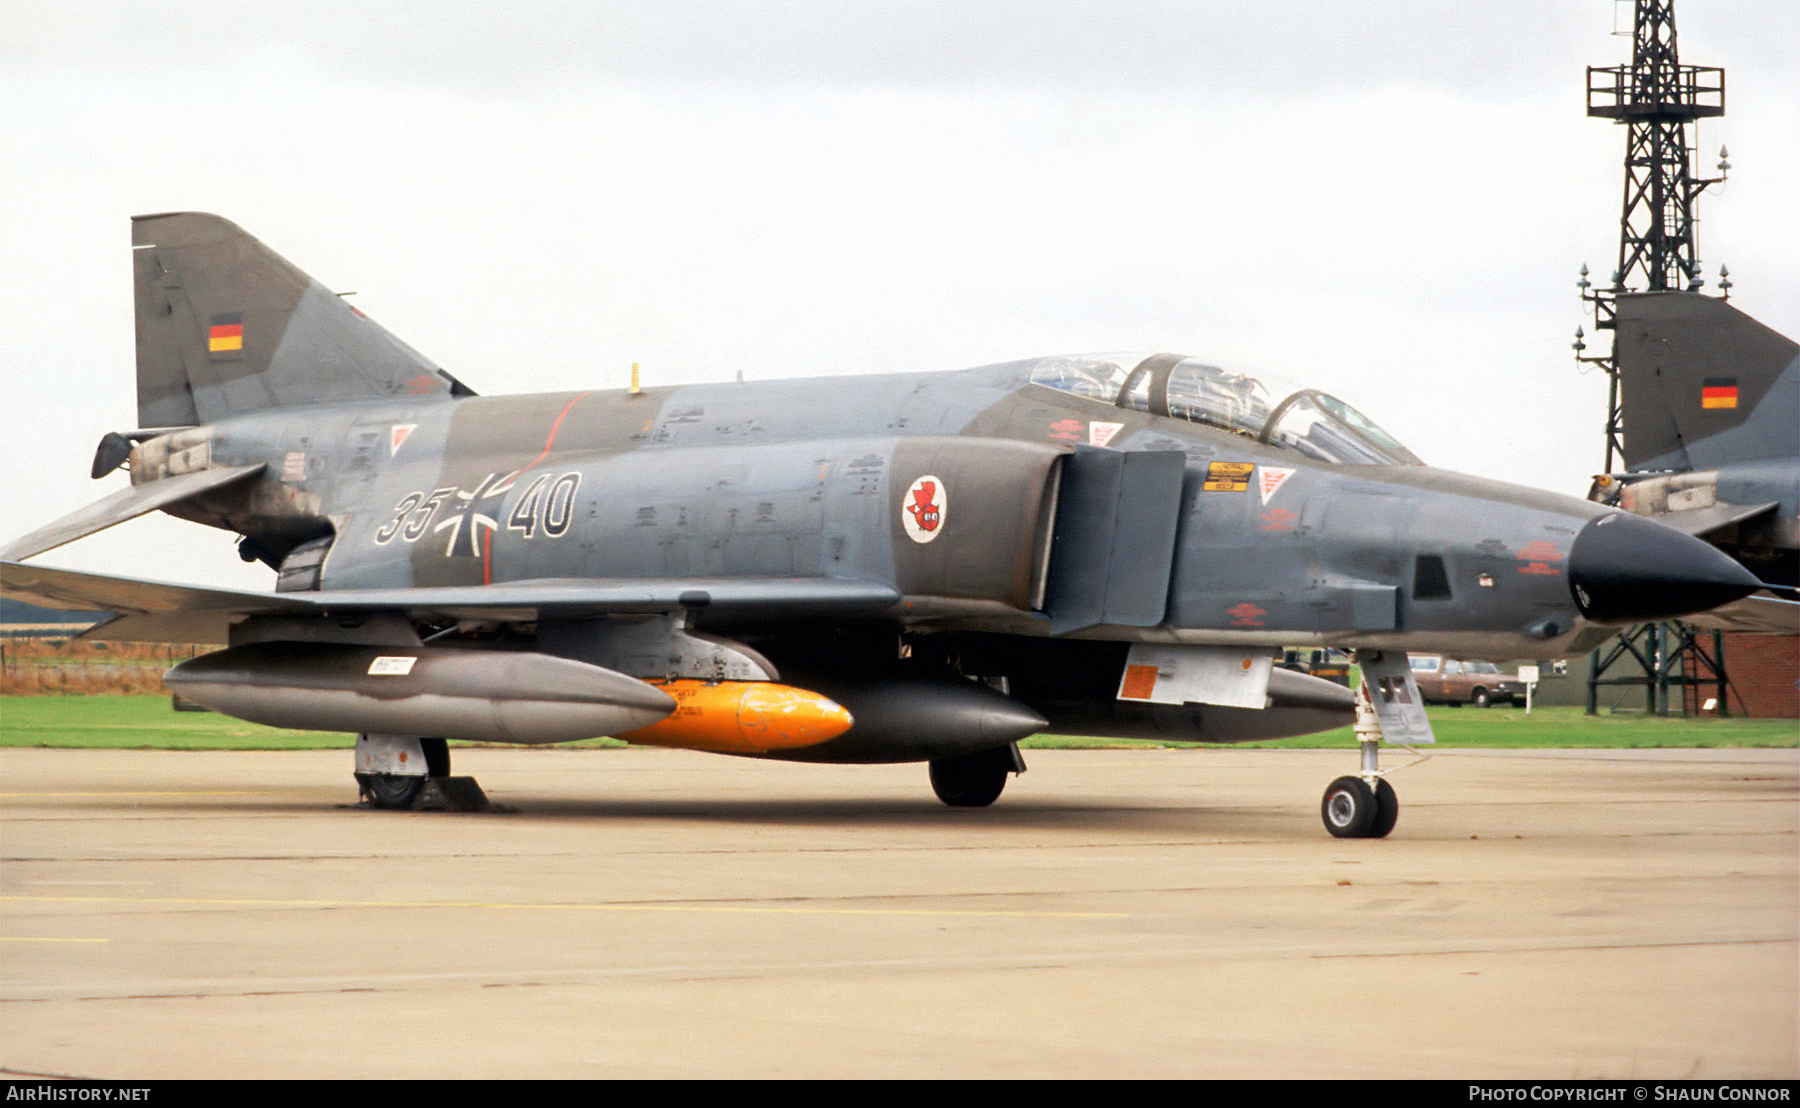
1;559;902;643
1;464;266;562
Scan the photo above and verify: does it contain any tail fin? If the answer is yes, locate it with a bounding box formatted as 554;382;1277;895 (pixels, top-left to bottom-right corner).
132;212;474;427
1614;291;1799;471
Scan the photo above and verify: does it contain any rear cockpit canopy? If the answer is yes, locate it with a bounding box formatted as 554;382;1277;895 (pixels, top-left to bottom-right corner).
1027;353;1422;466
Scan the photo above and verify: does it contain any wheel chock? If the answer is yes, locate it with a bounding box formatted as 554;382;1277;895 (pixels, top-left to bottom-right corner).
413;776;491;812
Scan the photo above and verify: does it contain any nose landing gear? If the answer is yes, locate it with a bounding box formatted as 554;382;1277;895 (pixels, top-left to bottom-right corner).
1322;650;1434;839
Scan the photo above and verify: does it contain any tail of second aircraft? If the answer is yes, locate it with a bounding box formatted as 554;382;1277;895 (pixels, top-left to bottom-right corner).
1614;291;1799;472
131;212;473;428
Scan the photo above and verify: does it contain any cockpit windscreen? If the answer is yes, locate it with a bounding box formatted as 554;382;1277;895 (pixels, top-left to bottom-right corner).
1027;353;1421;466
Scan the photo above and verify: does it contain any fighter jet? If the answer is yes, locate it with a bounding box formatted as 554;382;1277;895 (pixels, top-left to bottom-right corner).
0;214;1763;836
1592;292;1799;630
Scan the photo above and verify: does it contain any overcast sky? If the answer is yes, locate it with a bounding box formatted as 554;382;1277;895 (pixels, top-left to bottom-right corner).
3;0;1796;588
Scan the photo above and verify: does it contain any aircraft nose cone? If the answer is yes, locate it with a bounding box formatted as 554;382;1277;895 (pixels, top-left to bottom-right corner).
1567;511;1763;624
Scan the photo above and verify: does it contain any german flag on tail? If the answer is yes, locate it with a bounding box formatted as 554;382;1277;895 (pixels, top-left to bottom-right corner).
208;312;244;357
1701;377;1738;410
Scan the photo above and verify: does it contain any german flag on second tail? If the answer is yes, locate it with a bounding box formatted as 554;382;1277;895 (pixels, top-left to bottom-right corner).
1701;377;1738;410
208;312;244;356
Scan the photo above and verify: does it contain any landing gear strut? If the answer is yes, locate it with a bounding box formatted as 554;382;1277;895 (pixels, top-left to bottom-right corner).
929;744;1025;807
1321;673;1400;839
1321;649;1436;838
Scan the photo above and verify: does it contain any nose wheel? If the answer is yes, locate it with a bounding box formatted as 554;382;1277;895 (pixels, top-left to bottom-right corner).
1321;773;1397;839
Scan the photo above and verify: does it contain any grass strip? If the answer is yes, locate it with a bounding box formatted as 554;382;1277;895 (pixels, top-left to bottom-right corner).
2;695;1792;751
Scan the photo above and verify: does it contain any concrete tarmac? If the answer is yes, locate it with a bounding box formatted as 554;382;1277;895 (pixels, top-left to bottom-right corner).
1;745;1794;1079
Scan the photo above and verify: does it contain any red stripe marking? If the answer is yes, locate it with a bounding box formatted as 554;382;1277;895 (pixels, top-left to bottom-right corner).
522;392;594;473
484;391;595;585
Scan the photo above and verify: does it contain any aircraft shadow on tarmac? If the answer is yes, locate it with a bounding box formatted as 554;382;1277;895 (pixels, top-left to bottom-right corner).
71;785;1303;836
441;795;1292;833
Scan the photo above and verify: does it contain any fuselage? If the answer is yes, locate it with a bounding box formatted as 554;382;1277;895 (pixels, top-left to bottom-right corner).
156;354;1672;662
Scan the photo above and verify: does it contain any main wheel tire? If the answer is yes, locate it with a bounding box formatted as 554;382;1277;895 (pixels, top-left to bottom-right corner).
1369;777;1399;838
1472;688;1491;708
358;772;426;810
929;748;1012;807
1321;775;1378;838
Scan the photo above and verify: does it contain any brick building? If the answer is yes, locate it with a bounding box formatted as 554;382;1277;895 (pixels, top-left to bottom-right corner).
1690;633;1800;718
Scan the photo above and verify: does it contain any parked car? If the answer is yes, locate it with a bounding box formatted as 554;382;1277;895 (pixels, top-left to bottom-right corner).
1281;648;1353;686
1407;655;1523;707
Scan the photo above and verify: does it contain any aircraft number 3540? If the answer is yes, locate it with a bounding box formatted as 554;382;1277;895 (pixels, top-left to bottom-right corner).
373;471;582;547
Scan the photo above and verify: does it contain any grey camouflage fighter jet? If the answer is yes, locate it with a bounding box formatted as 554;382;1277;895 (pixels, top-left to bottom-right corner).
1591;292;1800;632
0;214;1763;836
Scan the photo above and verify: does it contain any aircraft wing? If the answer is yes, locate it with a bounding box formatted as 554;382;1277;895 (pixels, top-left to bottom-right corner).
1641;499;1780;540
0;465;267;562
0;560;903;644
299;578;904;622
1683;591;1800;635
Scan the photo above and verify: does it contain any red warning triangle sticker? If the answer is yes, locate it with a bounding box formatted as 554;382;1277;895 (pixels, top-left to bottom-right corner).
1258;466;1294;504
390;424;416;455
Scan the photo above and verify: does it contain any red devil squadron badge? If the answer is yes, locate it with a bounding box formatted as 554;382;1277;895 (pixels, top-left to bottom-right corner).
902;475;947;544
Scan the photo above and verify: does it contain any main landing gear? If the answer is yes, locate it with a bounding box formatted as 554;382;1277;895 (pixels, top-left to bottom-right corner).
354;734;449;809
355;735;489;811
929;744;1026;807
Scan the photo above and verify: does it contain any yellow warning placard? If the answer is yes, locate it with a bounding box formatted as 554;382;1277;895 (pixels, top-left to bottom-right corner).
1203;461;1254;492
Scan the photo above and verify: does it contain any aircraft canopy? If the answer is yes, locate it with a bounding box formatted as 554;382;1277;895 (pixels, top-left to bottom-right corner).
1028;353;1422;466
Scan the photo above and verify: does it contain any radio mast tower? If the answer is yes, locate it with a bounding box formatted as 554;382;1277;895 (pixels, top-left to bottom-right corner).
1577;0;1730;715
1579;0;1725;472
